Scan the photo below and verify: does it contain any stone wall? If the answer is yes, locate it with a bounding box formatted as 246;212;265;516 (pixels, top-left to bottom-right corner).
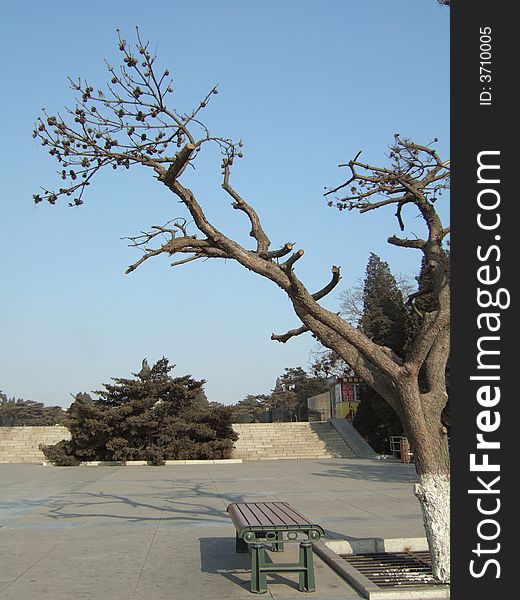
307;391;332;421
0;426;70;464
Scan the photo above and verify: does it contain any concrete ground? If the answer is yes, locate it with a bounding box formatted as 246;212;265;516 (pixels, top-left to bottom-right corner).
0;458;425;600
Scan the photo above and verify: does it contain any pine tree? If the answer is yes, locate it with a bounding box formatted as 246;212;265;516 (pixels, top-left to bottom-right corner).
0;393;65;426
41;358;237;465
360;254;408;353
353;255;406;452
232;394;270;423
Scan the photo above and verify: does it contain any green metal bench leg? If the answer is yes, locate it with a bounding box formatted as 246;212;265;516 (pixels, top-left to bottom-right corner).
272;532;285;552
236;533;248;553
298;542;316;592
250;543;268;594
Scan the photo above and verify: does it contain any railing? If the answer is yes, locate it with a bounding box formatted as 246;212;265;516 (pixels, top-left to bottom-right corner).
389;436;413;463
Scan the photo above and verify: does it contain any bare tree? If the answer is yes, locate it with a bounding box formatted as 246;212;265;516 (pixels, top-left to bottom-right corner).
34;30;450;582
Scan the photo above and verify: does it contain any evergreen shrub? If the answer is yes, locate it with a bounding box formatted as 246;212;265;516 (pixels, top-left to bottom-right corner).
41;358;238;465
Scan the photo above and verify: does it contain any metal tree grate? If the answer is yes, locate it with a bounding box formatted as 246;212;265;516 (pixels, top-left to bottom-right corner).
341;551;443;588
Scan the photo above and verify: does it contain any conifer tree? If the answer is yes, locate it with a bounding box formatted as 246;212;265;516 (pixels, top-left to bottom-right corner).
0;394;65;426
353;255;406;451
41;358;237;465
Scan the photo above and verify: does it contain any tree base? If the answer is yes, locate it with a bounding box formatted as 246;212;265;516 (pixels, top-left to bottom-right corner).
414;473;450;583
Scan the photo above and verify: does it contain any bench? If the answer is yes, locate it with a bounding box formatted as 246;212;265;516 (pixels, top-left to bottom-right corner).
227;501;324;594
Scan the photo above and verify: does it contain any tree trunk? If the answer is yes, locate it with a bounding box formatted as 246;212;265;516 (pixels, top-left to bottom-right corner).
403;398;450;583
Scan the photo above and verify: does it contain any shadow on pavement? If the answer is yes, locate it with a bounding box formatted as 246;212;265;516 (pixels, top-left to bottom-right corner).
199;536;302;592
312;460;418;483
42;486;231;524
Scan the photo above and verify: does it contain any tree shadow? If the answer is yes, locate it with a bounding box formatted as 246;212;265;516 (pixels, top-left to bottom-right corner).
42;483;236;524
312;460;418;484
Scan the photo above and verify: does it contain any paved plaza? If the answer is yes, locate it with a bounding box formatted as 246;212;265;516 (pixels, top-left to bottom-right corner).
0;459;425;600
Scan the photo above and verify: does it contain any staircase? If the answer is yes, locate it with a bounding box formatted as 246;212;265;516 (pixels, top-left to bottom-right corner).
231;421;356;460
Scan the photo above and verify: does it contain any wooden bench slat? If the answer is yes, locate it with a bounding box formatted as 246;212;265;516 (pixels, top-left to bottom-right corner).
240;502;274;526
229;502;272;528
230;502;295;528
252;502;293;526
227;501;319;531
228;503;251;530
271;502;312;525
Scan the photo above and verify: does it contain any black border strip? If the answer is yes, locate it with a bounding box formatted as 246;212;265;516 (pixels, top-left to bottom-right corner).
452;2;513;598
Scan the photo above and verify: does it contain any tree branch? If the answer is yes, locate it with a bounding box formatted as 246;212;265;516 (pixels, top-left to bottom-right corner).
271;324;309;343
34;33;450;463
222;164;271;254
259;242;294;260
159;143;196;186
312;266;341;301
281;249;305;271
388;235;426;249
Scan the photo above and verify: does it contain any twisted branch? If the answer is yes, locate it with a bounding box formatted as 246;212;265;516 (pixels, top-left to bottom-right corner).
312;266;341;301
222;163;270;254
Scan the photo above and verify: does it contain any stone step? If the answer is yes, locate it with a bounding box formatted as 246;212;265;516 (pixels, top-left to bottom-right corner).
236;437;339;440
231;422;354;460
234;438;344;443
233;436;348;442
235;444;336;448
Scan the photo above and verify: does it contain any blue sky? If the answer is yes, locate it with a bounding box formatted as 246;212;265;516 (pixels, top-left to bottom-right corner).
0;0;449;407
